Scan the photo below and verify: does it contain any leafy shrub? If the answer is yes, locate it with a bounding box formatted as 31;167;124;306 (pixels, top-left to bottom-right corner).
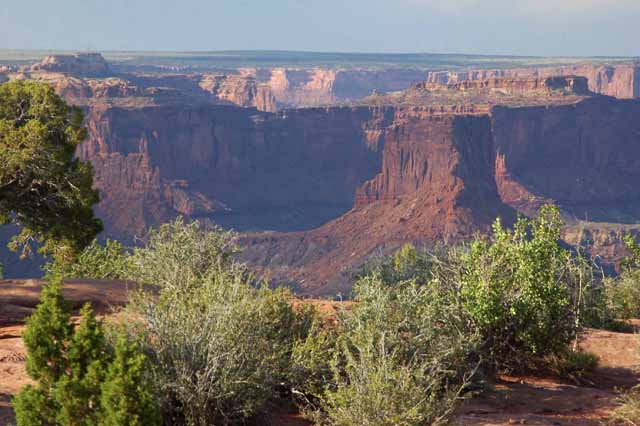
549;350;599;383
621;234;640;272
460;205;582;371
310;275;479;426
13;279;158;426
127;219;311;425
612;385;640;425
288;312;336;407
127;217;239;290
357;243;450;287
602;235;640;322
44;239;131;280
604;273;640;321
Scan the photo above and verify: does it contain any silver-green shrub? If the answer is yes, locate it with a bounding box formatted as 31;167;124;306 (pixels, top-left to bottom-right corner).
126;218;310;425
127;217;239;290
311;275;479;426
44;239;131;280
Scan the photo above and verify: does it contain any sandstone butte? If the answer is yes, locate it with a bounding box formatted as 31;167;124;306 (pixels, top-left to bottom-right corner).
1;53;640;294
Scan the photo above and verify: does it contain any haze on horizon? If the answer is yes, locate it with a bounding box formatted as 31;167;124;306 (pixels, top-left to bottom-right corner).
1;0;639;58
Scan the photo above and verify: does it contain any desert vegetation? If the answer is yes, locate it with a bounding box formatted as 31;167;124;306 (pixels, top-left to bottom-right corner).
0;80;102;268
13;279;158;426
5;80;640;425
17;204;638;426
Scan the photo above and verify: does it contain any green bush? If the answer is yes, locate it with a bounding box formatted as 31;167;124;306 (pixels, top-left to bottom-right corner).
604;273;640;321
602;235;640;322
460;205;582;371
357;243;449;287
310;275;479;426
54;304;111;425
127;219;312;425
621;234;640;272
100;337;160;426
127;217;239;290
612;385;640;425
549;350;599;383
288;312;336;408
13;279;158;426
44;239;131;280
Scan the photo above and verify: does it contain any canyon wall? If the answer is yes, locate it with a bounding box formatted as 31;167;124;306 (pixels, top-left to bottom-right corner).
492;98;640;219
243;95;640;294
242;110;514;293
69;89;640;293
78;104;393;238
426;63;640;99
234;63;640;109
4;59;640;290
240;68;428;107
30;53;111;76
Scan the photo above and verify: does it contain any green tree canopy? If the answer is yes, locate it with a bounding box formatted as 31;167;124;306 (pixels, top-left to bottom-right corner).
0;80;102;263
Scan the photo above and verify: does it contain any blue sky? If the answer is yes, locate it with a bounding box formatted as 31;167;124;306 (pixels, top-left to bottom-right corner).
1;0;638;56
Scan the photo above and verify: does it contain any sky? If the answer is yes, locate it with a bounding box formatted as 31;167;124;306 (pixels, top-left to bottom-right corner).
1;0;638;57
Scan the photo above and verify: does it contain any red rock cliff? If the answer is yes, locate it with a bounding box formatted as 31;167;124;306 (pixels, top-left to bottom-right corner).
69;76;640;294
78;104;392;237
30;53;111;76
240;68;427;107
426;63;640;99
242;95;640;294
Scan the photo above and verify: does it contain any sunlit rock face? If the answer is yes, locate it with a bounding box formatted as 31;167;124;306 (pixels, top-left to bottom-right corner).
30;53;111;76
425;63;640;99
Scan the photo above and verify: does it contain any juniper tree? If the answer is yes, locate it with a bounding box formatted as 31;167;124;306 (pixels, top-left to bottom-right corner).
55;304;112;426
0;80;102;266
13;280;158;426
13;279;72;425
100;337;159;426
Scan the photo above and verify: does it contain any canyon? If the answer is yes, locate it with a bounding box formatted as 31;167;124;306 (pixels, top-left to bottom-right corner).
1;53;640;293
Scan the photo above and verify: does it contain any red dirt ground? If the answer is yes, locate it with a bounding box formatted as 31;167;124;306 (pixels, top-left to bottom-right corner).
1;279;638;426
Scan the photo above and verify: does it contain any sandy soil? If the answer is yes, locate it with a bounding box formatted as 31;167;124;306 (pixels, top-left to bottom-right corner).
0;279;638;426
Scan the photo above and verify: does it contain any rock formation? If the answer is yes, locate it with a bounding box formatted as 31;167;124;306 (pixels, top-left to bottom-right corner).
414;76;591;96
240;68;428;107
30;53;111;76
199;74;276;112
242;79;640;294
4;53;640;291
426;63;640;99
68;76;640;293
78;105;389;238
236;64;639;108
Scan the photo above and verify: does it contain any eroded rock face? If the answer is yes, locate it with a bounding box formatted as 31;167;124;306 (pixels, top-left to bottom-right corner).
30;53;111;76
234;64;639;109
426;63;640;99
242;95;640;294
199;74;276;112
69;75;640;294
414;76;591;96
4;60;640;290
241;111;513;294
78;105;390;238
240;68;428;107
492;98;640;217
